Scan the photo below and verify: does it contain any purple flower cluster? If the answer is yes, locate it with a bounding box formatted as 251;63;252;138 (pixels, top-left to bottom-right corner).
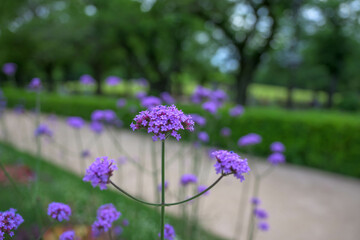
160;92;175;105
252;199;269;231
106;76;122;86
251;197;261;206
135;91;147;100
0;208;24;239
267;152;285;165
191;86;211;103
29;78;41;90
91;110;117;123
134;78;148;87
13;105;25;115
116;98;127;108
212;150;250;182
202;101;218;115
92;204;121;236
79;74;95;85
191;86;228;113
258;222;269;231
198;131;209;143
141;96;162;108
67;117;84;129
180;174;197;186
59;230;77;240
34;124;53;137
90;121;104;134
130;105;194;141
253;208;268;219
191;114;206;126
47;202;71;222
238;133;262;147
210;89;228;106
158;224;176;240
81;150;91;158
270;141;285;152
83;156;117;190
2;63;17;76
229;105;244;117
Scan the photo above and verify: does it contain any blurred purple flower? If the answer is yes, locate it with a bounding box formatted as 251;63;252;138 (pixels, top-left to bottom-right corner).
117;156;127;165
180;174;197;186
13;105;25;115
81;150;91;158
191;114;206;126
220;127;231;137
135;91;147;99
92;204;121;236
79;74;95;85
158;224;176;240
59;230;77;240
91;110;117;123
83;156;117;190
198;131;209;142
90;121;103;134
2;63;17;76
267;152;285;165
254;208;268;219
29;78;41;90
130;105;194;141
210;89;228;106
47;202;71;222
197;185;210;196
212;150;250;182
270;141;285;152
113;226;123;236
258;222;269;231
134;78;148;87
157;181;169;192
67;117;84;129
237;133;262;147
106;76;122;86
229;105;244;117
141;96;162;108
122;219;129;227
202;101;218;114
116;98;127;108
160;92;175;105
34;124;52;137
251;197;261;205
191;86;211;103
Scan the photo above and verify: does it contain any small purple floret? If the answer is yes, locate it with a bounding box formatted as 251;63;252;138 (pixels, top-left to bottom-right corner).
29;78;41;90
220;127;231;137
238;133;262;147
83;156;117;190
253;208;268;219
59;230;77;240
47;202;71;222
106;76;122;86
258;222;269;231
79;74;95;85
34;124;52;137
92;204;121;236
2;63;17;76
0;208;24;238
198;131;209;142
67;117;84;129
229;105;244;117
180;174;197;186
158;224;176;240
197;185;210;196
270;141;285;152
267;152;285;165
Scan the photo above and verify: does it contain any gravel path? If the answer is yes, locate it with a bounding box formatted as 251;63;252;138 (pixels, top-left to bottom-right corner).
1;111;360;240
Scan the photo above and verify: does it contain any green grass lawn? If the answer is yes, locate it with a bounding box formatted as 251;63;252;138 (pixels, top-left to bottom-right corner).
0;142;224;240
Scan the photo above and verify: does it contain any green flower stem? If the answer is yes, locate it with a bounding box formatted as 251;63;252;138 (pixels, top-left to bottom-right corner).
109;175;224;207
160;140;166;240
247;175;260;240
151;143;159;203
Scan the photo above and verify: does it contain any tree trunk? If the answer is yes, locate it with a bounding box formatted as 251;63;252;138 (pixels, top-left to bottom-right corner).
326;75;337;108
93;63;103;95
235;65;254;105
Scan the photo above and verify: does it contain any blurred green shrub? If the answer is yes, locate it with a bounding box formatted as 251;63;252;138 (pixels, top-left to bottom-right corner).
4;88;360;178
338;92;360;112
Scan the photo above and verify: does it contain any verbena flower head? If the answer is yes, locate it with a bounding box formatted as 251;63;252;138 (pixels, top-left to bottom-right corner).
90;121;103;134
221;127;231;137
191;114;206;126
29;78;41;90
238;133;262;147
258;222;269;231
254;208;268;219
34;124;52;137
83;156;117;190
229;105;244;117
13;104;25;115
210;89;228;106
134;78;148;87
130;105;194;141
106;76;121;86
157;181;169;192
212;150;250;182
67;117;84;129
0;208;24;238
180;174;197;186
117;98;127;108
267;152;285;165
158;224;176;240
91;110;117;123
122;219;129;226
47;202;71;222
135;91;147;100
202;101;218;114
79;74;95;85
92;204;121;236
59;230;77;240
141;96;162;108
198;131;209;142
270;141;285;152
81;150;90;158
251;197;261;205
2;63;17;76
160;92;175;105
197;185;210;196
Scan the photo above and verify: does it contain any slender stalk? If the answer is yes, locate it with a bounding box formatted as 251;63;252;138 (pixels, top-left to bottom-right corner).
233;177;251;239
75;130;84;173
108;229;113;240
160;140;166;240
151;143;159;203
247;176;260;240
109;175;224;207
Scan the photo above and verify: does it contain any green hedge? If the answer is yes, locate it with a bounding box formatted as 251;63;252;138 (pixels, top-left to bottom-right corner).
3;87;360;178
